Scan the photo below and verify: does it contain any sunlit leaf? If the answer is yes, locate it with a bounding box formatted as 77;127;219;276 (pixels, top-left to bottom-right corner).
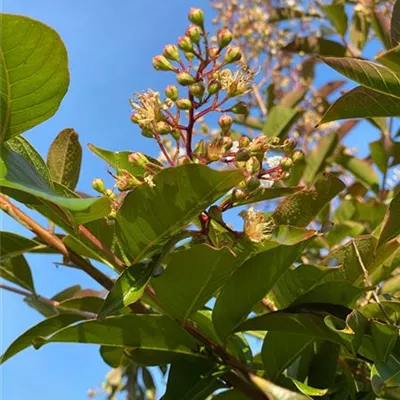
263;106;302;138
0;255;34;292
377;191;400;248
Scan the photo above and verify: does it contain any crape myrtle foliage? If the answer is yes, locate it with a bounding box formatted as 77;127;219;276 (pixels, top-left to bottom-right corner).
1;2;400;399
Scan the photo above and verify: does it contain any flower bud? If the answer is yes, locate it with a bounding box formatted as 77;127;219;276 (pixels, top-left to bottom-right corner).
155;121;172;135
105;188;117;200
115;171;142;191
280;156;293;171
128;152;149;168
224;46;242;64
194;139;205;155
218;28;233;49
235;148;251;162
188;8;204;28
186;25;202;43
239;136;251;148
208;80;222;95
152;55;175;71
292;150;305;163
165;85;179;101
130;113;139;124
178;36;194;52
208;47;219;59
189;82;205;99
184;51;195;61
230;101;248;114
92;178;106;194
245;175;260;192
246;157;261;174
163;44;180;62
141;127;153;138
176;98;192;110
176;71;196;86
223;136;233;150
171;129;181;141
283;138;297;153
218;114;233;133
269;136;280;145
232;187;247;202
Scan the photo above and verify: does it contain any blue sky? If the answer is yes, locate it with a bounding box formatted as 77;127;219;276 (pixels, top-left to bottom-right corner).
1;1;385;399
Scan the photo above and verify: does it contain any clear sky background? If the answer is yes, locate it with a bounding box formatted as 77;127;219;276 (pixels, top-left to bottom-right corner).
0;1;384;400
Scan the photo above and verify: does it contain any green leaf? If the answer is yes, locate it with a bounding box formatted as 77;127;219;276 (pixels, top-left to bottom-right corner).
0;255;34;292
350;11;370;51
326;221;365;247
375;45;400;76
263;106;302;138
319;86;400;124
372;10;391;50
371;355;400;398
0;14;69;143
262;331;313;380
152;245;242;322
1;145;110;214
58;297;104;314
370;321;398;362
250;374;309;400
0;314;84;364
336;153;380;192
291;379;328;397
51;285;81;302
359;301;400;322
377;191;400;248
370;139;389;174
0;231;41;259
212;390;248;400
99;346;127;368
322;57;400;99
47;128;82;190
212;240;311;340
98;261;154;319
279;86;308;108
391;0;400;47
303;132;338;184
272;173;345;227
116;164;242;262
36;315;202;362
284;37;347;57
322;4;348;37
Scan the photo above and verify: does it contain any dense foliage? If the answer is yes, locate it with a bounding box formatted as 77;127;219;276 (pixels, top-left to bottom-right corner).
1;1;400;399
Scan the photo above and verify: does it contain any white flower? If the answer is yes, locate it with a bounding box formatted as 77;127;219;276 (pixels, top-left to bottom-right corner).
239;207;274;242
231;140;240;153
144;175;156;188
217;64;255;96
264;155;282;168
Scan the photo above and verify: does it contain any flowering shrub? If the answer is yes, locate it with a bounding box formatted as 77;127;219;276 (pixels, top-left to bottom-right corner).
1;2;400;399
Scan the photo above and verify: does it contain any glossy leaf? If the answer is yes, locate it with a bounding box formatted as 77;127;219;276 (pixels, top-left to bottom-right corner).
263;106;301;138
116;164;242;262
0;231;41;259
0;255;34;292
0;14;69;143
47;128;82;190
377;191;400;248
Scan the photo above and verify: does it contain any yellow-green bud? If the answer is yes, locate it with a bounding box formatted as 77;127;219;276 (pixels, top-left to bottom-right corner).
189;82;205;99
280;156;293;171
292;150;305;163
188;8;204;28
171;129;181;141
155;121;172;135
232;187;247;202
92;178;106;194
186;25;202;43
184;51;195;61
239;136;251;148
208;47;219;59
223;136;233;150
176;98;192;110
218;28;233;49
246;175;260;192
208;80;222;95
165;85;179;101
218;114;233;133
152;55;175;71
246;157;261;174
141;127;153;138
235;148;251;162
224;46;242;64
128;152;149;168
178;36;194;52
176;71;196;86
194;140;205;155
230;101;248;114
163;44;180;62
283;138;297;153
130;113;139;124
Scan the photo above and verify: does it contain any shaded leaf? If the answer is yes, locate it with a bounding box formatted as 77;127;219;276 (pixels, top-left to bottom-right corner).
279;86;308;108
100;346;127;368
322;4;347;36
377;191;400;248
370;139;389;174
0;255;34;292
375;45;400;76
350;11;370;51
51;285;81;302
391;0;400;47
58;297;104;314
372;10;391;50
284;37;347;57
370;321;398;362
0;231;41;260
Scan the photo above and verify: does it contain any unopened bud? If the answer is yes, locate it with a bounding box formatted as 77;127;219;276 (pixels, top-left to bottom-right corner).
218;28;233;49
246;157;261;174
141;127;153;138
171;129;181;141
188;8;204;28
176;98;192;110
223;136;233;150
232;187;247;202
235;148;251;162
292;150;305;163
163;44;180;62
218;114;233;133
155;121;172;135
230;101;248;114
224;46;242;64
130;114;139;124
194;139;205;155
176;71;196;86
239;136;251;148
208;47;219;59
129;152;149;168
184;51;195;61
208;80;222;95
186;25;202;43
280;157;293;171
283;138;297;153
246;175;260;192
165;85;179;101
178;36;194;52
92;178;106;194
189;82;205;99
152;55;175;71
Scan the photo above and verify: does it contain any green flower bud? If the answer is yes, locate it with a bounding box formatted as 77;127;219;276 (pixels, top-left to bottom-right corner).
218;28;233;49
239;135;251;148
245;175;260;192
141;127;154;138
178;36;194;52
186;25;202;43
184;51;195;61
223;136;233;150
283;138;297;153
189;82;205;99
165;85;179;101
224;46;242;64
235;148;251;162
152;55;175;71
292;150;305;163
246;157;261;174
130;113;139;124
128;152;149;168
176;98;192;110
176;71;196;86
230;101;248;114
188;8;204;28
163;44;180;62
208;80;222;95
280;156;293;171
208;47;219;59
155;121;172;135
92;178;106;194
232;187;247;202
194;139;205;155
218;114;233;133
